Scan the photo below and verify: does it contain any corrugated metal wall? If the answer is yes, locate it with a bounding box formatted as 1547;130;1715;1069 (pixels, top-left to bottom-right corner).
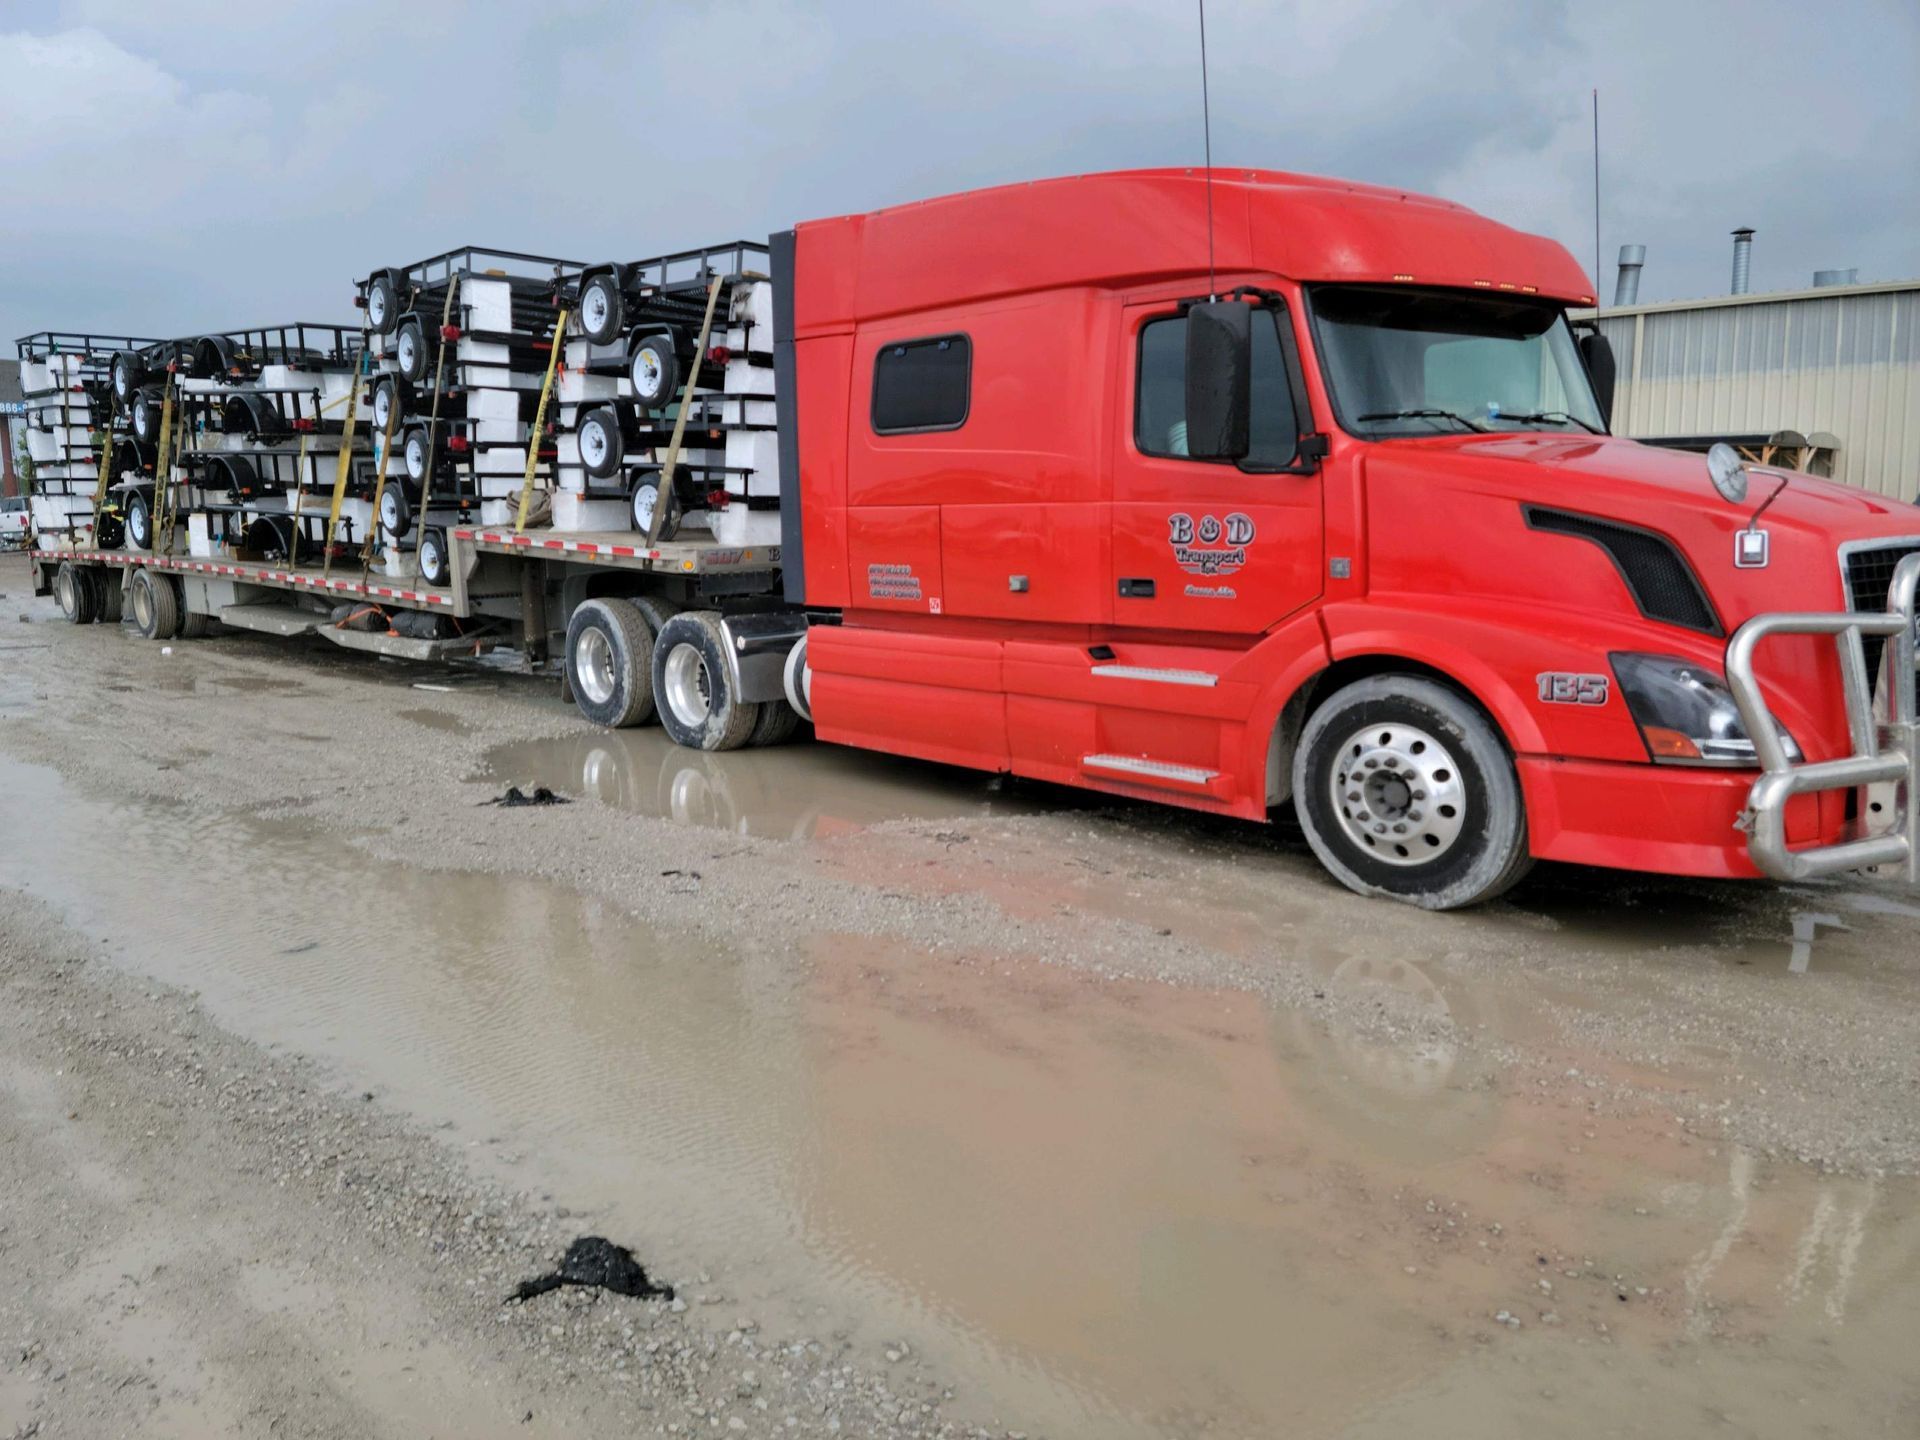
1597;284;1920;501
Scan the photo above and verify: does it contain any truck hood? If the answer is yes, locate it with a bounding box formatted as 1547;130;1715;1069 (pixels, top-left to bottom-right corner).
1398;431;1920;539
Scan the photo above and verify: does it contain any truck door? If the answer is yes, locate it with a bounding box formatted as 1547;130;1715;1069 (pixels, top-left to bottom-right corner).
1110;297;1323;635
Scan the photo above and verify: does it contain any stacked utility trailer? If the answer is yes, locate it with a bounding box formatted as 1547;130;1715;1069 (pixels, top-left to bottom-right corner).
21;238;806;753
15;332;158;544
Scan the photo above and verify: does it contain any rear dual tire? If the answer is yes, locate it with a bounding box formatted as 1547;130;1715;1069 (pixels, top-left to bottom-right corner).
652;611;758;752
127;567;182;641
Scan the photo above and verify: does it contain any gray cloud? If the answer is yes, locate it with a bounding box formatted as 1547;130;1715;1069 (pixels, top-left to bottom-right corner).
5;0;1915;346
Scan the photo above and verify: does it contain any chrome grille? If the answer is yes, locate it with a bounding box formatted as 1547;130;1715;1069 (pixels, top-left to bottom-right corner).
1843;539;1920;679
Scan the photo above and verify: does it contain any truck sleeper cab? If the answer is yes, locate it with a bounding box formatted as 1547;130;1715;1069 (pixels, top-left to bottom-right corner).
776;169;1920;907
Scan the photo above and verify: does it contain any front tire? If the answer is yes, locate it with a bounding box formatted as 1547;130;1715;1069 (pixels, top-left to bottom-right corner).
1292;675;1531;910
651;611;759;752
565;598;656;728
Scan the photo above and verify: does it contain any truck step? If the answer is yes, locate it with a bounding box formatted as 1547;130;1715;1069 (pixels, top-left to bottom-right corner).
1081;753;1222;793
218;603;321;637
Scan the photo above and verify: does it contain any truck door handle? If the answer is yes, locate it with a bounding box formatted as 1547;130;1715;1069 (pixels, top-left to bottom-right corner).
1117;578;1155;598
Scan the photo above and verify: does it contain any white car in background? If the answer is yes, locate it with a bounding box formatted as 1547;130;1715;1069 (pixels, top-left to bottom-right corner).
0;495;30;549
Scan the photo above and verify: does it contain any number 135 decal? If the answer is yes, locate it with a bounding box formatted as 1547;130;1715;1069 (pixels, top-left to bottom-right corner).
1537;672;1610;706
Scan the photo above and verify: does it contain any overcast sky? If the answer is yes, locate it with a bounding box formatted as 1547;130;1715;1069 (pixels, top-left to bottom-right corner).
4;0;1916;346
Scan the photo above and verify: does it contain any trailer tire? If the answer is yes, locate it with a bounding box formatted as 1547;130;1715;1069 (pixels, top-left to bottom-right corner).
629;475;679;541
95;510;126;550
394;314;432;383
579;274;625;345
379;484;412;540
130;387;164;444
54;561;97;625
418;526;451;587
366;271;401;335
651;611;759;752
125;489;155;552
179;607;210;639
566;598;656;729
577;406;624;479
747;699;802;748
371;375;408;439
97;571;124;624
127;567;180;641
629;332;679;411
1292;674;1532;910
111;350;145;404
402;424;434;485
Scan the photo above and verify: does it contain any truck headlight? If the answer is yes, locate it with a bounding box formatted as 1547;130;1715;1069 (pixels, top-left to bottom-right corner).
1610;652;1802;767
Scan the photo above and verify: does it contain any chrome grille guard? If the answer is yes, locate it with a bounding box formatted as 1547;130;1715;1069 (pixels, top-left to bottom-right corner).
1726;551;1919;883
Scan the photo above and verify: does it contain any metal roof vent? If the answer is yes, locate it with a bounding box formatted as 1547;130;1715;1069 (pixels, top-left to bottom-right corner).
1730;228;1755;295
1812;268;1859;288
1613;244;1646;306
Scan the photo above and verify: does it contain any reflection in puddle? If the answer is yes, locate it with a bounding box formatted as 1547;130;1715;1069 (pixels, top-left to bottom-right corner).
484;730;1062;840
1;752;1916;1439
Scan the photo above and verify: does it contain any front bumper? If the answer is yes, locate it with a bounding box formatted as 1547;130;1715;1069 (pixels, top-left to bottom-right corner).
1726;552;1920;883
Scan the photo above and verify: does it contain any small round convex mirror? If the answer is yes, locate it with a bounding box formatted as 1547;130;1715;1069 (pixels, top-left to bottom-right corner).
1706;442;1749;505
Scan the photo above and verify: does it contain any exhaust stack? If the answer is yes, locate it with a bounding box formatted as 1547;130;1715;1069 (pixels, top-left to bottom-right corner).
1613;244;1646;306
1730;227;1755;295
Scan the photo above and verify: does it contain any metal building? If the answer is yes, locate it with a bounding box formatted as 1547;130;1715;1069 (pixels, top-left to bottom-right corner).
1589;278;1920;503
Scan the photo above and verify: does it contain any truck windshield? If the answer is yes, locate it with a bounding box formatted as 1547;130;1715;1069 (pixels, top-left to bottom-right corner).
1310;285;1605;439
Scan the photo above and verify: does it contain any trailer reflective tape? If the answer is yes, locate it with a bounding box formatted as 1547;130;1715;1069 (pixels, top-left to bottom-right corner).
516;307;568;534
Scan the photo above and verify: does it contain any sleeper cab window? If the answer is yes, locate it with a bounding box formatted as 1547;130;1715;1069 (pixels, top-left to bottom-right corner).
871;334;971;435
1135;309;1299;467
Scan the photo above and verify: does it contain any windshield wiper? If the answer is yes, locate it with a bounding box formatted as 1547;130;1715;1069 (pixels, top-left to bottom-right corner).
1499;410;1603;435
1355;408;1487;433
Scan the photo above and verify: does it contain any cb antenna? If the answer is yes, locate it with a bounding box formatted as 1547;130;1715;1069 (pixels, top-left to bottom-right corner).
1198;0;1216;299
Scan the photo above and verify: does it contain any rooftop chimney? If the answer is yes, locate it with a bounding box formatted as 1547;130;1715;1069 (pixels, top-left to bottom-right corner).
1812;268;1859;288
1730;227;1755;295
1613;244;1646;306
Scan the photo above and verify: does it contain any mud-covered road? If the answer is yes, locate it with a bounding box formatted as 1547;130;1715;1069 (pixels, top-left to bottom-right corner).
1;550;1917;1438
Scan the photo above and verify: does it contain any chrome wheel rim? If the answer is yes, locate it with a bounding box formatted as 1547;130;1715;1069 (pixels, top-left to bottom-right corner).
55;568;74;616
662;642;711;724
131;578;152;630
1329;721;1467;866
576;627;617;706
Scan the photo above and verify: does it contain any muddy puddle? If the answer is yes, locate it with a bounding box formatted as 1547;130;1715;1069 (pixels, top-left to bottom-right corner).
483;730;1065;840
1;751;1916;1437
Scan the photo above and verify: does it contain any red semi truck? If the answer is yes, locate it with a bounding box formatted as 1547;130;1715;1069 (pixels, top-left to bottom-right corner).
28;169;1920;907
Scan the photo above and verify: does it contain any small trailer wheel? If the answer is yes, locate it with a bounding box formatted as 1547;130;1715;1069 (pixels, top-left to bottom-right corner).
579;274;625;345
418;527;451;587
110;350;145;404
402;423;434;484
365;271;401;335
94;511;126;550
54;561;97;624
651;611;760;752
629;475;680;541
371;375;408;437
127;567;181;640
130;387;164;444
629;332;679;410
565;598;657;728
125;489;156;552
394;314;432;383
577;406;624;479
379;484;412;540
1292;674;1533;910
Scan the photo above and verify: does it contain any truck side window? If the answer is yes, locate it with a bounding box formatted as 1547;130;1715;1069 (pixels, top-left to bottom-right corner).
1136;309;1299;467
871;334;971;434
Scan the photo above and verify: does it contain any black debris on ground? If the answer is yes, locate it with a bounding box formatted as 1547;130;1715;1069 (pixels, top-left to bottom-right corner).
482;786;570;808
509;1237;674;1304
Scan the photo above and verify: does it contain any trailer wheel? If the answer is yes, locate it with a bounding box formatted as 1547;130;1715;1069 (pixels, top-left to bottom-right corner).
94;510;126;550
125;489;155;552
371;375;407;438
565;598;656;728
97;571;124;624
747;699;802;748
110;350;145;404
629;332;679;411
379;484;412;540
418;527;451;587
130;387;163;444
127;567;181;641
54;561;97;625
577;406;624;479
579;274;625;345
366;271;401;335
652;611;759;752
394;314;432;383
1292;674;1532;910
629;475;679;541
402;424;434;484
179;607;211;639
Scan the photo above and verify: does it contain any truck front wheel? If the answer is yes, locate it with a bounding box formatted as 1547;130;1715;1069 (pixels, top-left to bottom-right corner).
651;611;759;752
1292;675;1532;910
